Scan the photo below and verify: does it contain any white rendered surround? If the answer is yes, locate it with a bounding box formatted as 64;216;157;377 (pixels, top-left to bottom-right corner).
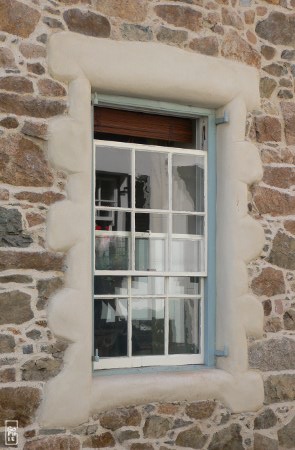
41;31;265;427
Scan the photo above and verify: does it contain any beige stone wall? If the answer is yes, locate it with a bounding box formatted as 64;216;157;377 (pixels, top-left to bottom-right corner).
0;0;295;449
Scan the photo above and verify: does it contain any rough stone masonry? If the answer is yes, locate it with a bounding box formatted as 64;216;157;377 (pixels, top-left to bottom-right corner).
0;0;295;448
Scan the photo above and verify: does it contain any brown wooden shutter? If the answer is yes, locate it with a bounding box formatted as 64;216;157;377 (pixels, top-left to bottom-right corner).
93;107;193;143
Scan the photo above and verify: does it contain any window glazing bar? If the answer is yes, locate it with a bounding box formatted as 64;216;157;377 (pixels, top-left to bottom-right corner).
94;139;207;156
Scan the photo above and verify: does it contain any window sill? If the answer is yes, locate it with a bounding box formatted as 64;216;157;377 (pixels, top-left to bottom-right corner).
93;364;211;377
91;367;263;414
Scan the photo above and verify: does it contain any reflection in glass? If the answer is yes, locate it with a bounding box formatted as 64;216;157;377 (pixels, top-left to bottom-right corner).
132;298;164;356
94;298;128;357
169;298;199;354
94;276;128;295
172;154;204;212
95;211;131;232
135;238;165;271
173;215;204;235
95;146;131;208
171;239;204;272
95;236;130;270
135;152;168;209
132;277;165;295
169;277;200;295
135;213;168;233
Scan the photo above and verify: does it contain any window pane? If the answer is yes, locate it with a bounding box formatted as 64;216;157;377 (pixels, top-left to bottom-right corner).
135;213;168;233
94;298;128;357
132;277;165;295
95;236;130;270
172;154;204;212
171;239;204;272
95;211;131;232
135;238;166;271
95;146;131;208
94;276;128;295
132;298;164;356
169;298;200;354
173;214;204;235
169;277;200;295
135;151;168;209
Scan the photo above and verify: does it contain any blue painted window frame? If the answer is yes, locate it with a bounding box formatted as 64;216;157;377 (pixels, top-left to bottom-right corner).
91;94;216;372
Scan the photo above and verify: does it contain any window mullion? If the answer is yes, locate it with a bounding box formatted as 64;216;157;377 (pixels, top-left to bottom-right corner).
200;277;204;359
165;152;172;356
128;276;132;358
204;153;208;275
168;152;172;272
131;148;135;271
164;277;169;356
129;147;135;358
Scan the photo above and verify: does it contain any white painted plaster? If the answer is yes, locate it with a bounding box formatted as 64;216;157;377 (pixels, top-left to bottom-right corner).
91;370;263;414
233;260;249;297
43;31;264;426
47;200;86;252
48;117;89;173
235;182;248;218
240;294;264;339
215;95;264;376
236;142;263;185
237;215;265;263
48;33;259;111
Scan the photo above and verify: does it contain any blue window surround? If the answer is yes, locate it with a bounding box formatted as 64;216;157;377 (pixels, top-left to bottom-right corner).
91;94;216;374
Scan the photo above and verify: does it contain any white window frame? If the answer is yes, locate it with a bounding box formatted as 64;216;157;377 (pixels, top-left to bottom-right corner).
93;137;208;370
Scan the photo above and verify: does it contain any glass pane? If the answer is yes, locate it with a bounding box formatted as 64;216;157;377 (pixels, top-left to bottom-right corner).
173;214;204;235
135;238;166;271
135;151;168;209
132;277;165;295
95;236;130;270
169;277;200;295
94;298;128;357
95;211;131;232
169;298;200;354
132;298;164;356
171;239;204;272
94;276;128;295
95;146;131;208
172;154;204;212
135;213;168;233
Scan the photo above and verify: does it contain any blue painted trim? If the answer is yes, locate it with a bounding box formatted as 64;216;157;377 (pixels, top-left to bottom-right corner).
92;93;213;117
215;346;228;357
215;111;229;125
204;112;216;368
93;364;214;377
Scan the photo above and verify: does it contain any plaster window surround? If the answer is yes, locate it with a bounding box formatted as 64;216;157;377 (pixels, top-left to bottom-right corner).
42;31;265;427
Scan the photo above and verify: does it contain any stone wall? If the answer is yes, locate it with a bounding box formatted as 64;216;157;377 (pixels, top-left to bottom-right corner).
0;0;295;448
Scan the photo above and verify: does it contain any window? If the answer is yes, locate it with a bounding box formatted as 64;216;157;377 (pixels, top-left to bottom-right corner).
93;99;215;370
45;34;263;425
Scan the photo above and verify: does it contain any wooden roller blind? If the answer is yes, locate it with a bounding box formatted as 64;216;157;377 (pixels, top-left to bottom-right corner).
93;107;193;143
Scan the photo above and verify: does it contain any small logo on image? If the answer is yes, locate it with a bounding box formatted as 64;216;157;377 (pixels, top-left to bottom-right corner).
5;420;18;446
